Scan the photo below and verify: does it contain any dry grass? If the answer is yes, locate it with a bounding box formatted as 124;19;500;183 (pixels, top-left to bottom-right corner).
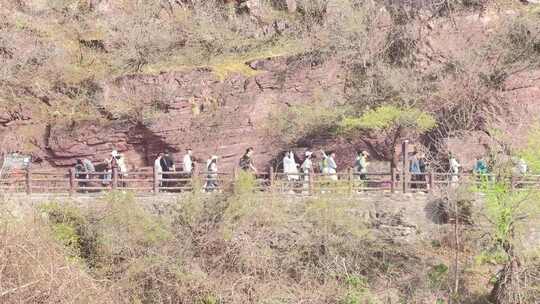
2;188;523;303
0;205;114;304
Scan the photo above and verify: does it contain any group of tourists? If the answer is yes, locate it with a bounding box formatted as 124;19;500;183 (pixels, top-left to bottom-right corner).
153;149;219;192
74;150;129;188
72;145;530;193
278;149;370;182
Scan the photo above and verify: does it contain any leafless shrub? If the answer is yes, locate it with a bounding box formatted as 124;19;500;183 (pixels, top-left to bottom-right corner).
0;207;114;303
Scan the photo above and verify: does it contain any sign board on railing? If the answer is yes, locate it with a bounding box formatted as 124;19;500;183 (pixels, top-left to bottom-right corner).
1;153;31;178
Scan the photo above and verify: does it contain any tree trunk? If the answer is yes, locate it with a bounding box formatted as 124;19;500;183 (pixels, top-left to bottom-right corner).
490;256;524;304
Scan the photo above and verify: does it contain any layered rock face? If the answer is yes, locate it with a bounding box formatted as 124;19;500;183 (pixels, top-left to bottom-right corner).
2;53;539;172
1;2;540;173
38;56;345;171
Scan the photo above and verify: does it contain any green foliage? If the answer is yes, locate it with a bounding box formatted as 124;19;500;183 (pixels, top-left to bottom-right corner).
341;106;436;133
480;180;540;256
97;192;172;250
345;275;369;290
51;223;81;253
475;250;510;265
233;170;257;195
340;275;379;304
265;101;348;145
198;294;221;304
427;263;449;289
38;202;88;257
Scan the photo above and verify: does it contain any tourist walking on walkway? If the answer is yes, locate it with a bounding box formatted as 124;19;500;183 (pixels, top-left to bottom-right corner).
449;153;460;186
473;155;489;185
102;157;112;186
183;148;194;176
354;151;369;180
517;157;528;175
82;158;95;175
283;151;299;181
410;151;421;189
321;150;338;181
154;152;163;187
111;151;128;187
512;157;528;189
473;156;488;175
74;159;88;189
301;151;314;193
205;155;219;192
160;150;175;188
80;158;96;189
239;147;257;174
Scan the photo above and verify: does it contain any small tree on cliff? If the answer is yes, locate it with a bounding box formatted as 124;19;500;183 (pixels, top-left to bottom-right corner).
341;105;436;168
479;178;540;304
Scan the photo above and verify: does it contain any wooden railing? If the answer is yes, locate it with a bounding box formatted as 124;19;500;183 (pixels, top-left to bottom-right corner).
0;167;537;195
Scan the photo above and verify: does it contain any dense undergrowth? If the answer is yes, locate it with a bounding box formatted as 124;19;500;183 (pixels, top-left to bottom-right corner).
1;175;539;304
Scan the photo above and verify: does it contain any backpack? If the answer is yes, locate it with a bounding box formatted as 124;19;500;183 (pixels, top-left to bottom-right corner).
239;155;251;170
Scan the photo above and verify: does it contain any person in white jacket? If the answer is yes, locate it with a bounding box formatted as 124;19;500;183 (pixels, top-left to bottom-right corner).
321;150;338;181
183;149;194;175
283;151;299;181
154;152;163;187
301;151;314;193
449;154;460;186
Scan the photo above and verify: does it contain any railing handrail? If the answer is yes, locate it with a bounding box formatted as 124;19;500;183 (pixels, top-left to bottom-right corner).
2;167;538;196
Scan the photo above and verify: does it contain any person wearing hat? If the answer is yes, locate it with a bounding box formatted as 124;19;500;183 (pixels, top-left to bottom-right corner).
205;155;219;192
110;150;119;168
355;150;370;181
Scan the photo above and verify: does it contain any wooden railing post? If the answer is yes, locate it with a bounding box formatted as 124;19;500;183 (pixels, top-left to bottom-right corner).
390;166;396;193
402;140;409;193
193;164;200;192
69;168;75;196
25;167;32;195
309;171;314;196
269;167;274;192
112;166;118;190
153;166;159;194
348;168;353;195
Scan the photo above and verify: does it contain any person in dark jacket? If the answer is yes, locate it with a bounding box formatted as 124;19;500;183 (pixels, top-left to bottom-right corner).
75;159;88;189
160;150;176;188
239;147;257;173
